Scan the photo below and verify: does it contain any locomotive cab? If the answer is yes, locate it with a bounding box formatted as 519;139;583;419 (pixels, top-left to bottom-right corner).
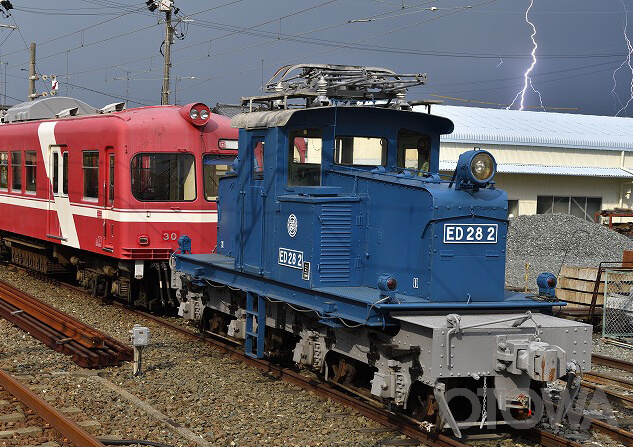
219;105;510;306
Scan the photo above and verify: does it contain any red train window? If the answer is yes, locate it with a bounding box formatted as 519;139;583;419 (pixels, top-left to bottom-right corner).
0;152;7;190
131;153;196;202
11;151;21;192
83;151;99;200
25;151;36;193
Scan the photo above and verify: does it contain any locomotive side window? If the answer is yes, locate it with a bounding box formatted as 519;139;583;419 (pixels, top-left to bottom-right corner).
288;128;322;186
203;154;234;201
131;153;196;202
25;151;36;194
333;137;387;166
62;152;68;196
397;132;431;175
253;141;265;180
0;152;7;190
83;151;99;200
11;152;21;192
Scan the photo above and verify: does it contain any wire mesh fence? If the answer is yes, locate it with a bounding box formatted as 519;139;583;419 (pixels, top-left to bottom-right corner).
603;269;633;339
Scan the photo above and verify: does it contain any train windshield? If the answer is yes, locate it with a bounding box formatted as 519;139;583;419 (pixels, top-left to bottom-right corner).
203;154;234;200
334;136;387;166
131;153;196;202
397;132;431;174
288;128;322;186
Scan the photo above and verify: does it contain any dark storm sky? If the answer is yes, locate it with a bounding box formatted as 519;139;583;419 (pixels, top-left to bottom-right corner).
0;0;630;116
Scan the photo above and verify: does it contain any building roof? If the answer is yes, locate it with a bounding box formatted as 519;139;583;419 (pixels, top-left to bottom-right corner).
212;103;245;119
439;161;633;178
419;105;633;151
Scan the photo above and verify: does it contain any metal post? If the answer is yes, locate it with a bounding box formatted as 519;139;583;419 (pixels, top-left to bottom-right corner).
161;8;173;105
29;42;36;101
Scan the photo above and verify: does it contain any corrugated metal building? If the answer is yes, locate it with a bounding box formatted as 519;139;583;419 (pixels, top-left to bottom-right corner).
420;105;633;220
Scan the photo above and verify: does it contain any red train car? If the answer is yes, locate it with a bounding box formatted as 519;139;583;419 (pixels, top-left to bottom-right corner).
0;97;237;309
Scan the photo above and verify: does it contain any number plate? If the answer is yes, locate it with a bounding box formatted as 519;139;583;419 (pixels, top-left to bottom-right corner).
278;247;304;269
443;224;498;244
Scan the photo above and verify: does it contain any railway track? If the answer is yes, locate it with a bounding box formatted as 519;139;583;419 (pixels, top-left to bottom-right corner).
0;278;132;368
113;305;597;447
0;368;106;446
592;353;633;373
5;270;631;447
582;371;633;409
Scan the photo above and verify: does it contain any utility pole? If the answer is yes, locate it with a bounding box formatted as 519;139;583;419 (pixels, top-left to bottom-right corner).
161;5;173;105
28;42;36;100
147;0;185;105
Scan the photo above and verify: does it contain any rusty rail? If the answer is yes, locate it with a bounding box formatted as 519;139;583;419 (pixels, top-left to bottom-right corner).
0;369;106;447
0;279;105;348
119;306;595;447
592;353;633;373
0;281;132;368
54;280;621;446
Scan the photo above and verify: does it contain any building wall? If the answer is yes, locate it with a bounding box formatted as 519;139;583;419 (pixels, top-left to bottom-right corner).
493;173;631;215
438;142;633;216
440;142;632;169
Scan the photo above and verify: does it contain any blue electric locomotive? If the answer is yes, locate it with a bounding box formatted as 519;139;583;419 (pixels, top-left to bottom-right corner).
173;65;591;436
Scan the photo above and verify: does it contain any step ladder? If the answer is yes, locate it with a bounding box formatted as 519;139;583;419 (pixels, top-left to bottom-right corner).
245;292;265;358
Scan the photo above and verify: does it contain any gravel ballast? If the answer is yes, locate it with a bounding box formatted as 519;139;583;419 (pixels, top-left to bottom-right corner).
0;266;415;447
505;214;633;290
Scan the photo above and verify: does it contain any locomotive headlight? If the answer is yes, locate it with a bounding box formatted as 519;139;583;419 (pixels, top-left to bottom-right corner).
179;103;211;127
454;149;496;189
471;153;494;182
377;274;397;292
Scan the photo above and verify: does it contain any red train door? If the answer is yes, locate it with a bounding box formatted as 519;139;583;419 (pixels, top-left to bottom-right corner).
46;146;63;239
103;148;115;251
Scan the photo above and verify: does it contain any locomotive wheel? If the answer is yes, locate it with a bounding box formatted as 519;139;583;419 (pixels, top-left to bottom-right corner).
332;358;356;385
406;383;439;425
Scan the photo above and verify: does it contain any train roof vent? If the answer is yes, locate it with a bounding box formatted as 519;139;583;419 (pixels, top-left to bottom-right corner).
241;63;427;112
99;101;126;114
56;107;78;118
3;96;97;123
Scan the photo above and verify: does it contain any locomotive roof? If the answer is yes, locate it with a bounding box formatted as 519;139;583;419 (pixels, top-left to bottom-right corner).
230;106;454;134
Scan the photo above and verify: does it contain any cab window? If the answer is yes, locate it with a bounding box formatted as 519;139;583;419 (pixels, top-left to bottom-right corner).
397;131;431;174
203;154;234;200
288;128;322;186
253;141;264;181
132;153;196;201
334;136;387;166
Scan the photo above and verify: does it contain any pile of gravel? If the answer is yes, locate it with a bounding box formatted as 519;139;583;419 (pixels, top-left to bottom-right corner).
505;214;633;290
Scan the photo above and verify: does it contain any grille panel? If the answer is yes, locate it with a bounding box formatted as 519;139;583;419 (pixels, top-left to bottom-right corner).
320;204;352;282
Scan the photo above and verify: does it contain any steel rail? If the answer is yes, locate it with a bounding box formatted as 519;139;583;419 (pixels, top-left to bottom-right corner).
118;306;596;447
580;380;633;408
583;371;633;390
0;279;105;348
0;368;106;447
0;281;132;368
54;281;621;447
592;353;633;373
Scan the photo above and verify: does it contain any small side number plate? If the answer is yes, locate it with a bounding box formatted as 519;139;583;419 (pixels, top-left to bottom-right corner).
443;224;498;244
278;247;304;269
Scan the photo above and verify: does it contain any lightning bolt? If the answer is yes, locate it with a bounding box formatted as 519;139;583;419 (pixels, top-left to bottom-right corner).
507;0;545;111
612;0;633;116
